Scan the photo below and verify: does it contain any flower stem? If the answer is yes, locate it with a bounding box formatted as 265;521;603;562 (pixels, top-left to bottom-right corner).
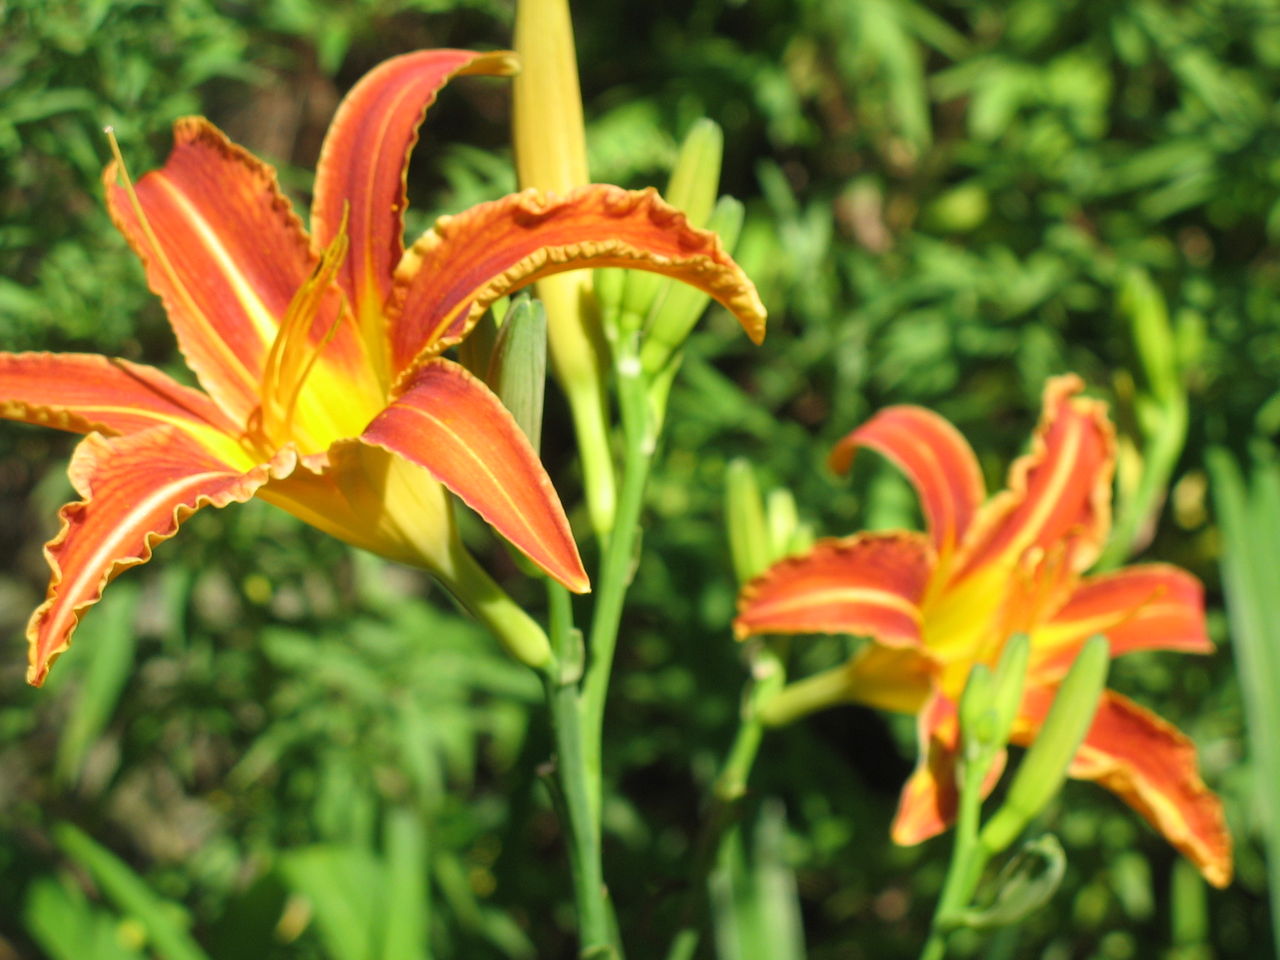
920;748;992;960
662;652;785;960
756;661;851;727
544;580;617;958
581;338;655;822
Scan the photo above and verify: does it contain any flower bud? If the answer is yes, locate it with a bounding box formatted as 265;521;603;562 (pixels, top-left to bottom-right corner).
726;458;772;584
987;634;1030;752
486;295;547;452
766;487;811;561
640;196;746;375
1119;267;1179;406
614;119;725;341
980;635;1110;854
513;0;615;536
958;662;995;763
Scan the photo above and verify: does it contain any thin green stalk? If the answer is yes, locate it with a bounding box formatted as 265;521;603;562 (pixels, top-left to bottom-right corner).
544;580;615;958
663;657;784;960
920;752;991;960
581;341;655;820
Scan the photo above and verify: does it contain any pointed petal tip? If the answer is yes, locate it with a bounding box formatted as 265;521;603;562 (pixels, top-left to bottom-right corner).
24;431;288;688
561;565;591;595
460;49;519;77
829;404;986;553
362;361;588;593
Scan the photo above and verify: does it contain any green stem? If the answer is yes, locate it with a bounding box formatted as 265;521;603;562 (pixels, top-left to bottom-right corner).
662;655;785;960
581;342;655;822
544;580;616;959
756;661;850;727
920;750;992;960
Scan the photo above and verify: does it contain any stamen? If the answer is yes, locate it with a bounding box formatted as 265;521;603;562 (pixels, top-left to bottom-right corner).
259;205;350;447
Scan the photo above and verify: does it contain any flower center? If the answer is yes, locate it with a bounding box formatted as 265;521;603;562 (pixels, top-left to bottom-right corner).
254;212;349;454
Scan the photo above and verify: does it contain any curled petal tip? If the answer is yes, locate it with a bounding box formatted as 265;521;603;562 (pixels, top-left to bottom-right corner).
461;50;520;76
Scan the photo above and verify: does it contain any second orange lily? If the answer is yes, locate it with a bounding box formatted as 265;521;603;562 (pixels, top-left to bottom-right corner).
735;375;1231;887
3;49;766;686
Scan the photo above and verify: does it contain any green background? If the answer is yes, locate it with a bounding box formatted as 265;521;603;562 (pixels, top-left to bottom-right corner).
1;0;1276;956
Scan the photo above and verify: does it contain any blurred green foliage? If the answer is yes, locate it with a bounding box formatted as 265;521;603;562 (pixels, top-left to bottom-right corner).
2;0;1277;957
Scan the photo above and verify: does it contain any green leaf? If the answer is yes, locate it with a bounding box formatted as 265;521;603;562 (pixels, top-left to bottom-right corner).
280;845;383;960
381;808;430;960
55;582;138;785
956;835;1067;930
53;824;211;960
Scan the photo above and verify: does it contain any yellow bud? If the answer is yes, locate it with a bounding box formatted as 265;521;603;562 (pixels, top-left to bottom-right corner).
513;0;615;534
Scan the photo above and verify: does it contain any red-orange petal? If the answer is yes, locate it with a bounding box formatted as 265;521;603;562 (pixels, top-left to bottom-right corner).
26;429;293;686
1031;565;1212;681
829;405;986;554
359;358;588;593
891;692;1009;845
105;118;315;423
734;532;933;645
310;48;518;373
954;375;1114;581
0;352;239;437
388;186;768;383
1018;688;1232;887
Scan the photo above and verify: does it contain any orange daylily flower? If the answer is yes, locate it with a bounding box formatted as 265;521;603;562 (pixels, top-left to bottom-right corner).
5;49;766;686
735;375;1231;887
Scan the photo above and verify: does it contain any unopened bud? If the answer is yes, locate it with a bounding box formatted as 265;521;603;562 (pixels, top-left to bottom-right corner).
726;458;771;584
1120;267;1179;406
981;635;1110;854
665;118;724;228
486;295;547;452
617;119;725;340
988;634;1030;751
765;488;804;562
593;266;627;345
958;662;995;762
640;196;745;374
457;306;499;380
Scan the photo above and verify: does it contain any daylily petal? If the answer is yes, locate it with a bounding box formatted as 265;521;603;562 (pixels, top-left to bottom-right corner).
310;48;518;379
26;428;293;686
955;375;1114;581
844;643;936;714
893;700;956;845
734;532;933;646
388;185;768;382
1030;565;1212;681
892;691;1008;845
359;359;588;593
260;443;458;571
105;118;314;423
829;405;985;554
1016;688;1232;887
0;352;240;439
